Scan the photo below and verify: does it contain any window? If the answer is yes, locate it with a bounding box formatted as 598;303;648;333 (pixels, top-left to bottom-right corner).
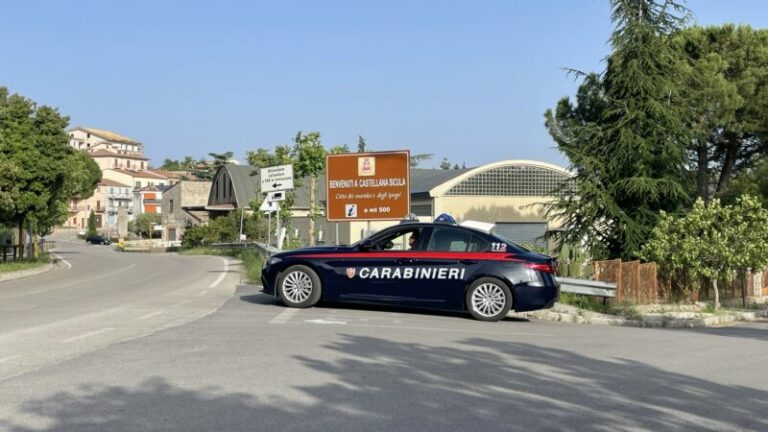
446;165;572;197
373;227;424;251
135;181;142;188
170;199;174;213
127;160;131;168
467;234;491;252
427;227;472;252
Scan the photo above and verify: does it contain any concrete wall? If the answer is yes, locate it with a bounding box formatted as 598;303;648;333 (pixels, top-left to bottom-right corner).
161;181;212;241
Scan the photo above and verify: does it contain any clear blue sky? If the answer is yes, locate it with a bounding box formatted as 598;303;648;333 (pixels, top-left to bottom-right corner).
2;0;768;169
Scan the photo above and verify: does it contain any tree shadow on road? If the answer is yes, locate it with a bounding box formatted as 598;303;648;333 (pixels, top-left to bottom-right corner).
2;337;765;431
671;321;768;342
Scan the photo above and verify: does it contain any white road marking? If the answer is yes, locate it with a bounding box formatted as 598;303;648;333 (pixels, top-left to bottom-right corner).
209;259;230;288
304;319;347;325
0;355;22;364
136;311;165;321
269;308;299;324
61;327;115;343
195;290;208;297
4;264;136;300
52;254;72;270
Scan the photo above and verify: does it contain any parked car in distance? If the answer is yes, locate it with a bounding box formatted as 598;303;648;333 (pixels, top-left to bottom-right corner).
86;234;112;245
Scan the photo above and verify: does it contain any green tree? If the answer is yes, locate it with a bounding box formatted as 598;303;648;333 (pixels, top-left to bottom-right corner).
720;156;768;207
439;158;452;170
129;213;162;238
161;158;181;170
329;144;350;154
357;135;367;153
193;151;235;180
0;87;101;256
86;210;97;238
642;196;768;309
292;131;326;246
409;153;433;168
544;0;693;259
672;25;768;201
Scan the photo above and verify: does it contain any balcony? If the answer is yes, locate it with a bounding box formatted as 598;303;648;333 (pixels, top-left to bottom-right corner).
107;194;132;200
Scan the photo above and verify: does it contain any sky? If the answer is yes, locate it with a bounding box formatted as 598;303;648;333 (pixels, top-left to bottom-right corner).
2;0;768;169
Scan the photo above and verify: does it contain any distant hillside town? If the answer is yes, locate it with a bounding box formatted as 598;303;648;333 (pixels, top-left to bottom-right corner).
63;127;211;239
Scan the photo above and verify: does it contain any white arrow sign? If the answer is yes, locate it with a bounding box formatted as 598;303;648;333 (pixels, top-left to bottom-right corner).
260;164;294;193
259;200;279;212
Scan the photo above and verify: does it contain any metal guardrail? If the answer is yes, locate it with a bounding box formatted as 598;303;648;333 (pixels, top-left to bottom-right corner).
558;277;617;298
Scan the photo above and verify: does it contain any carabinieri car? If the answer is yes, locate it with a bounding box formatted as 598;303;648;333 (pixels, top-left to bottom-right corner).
261;216;559;321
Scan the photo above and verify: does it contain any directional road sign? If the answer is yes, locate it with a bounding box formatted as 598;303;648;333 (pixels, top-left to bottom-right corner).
259;200;280;212
260;164;294;193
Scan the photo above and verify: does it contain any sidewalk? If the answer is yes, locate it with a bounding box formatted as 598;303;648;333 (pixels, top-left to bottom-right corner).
512;302;768;328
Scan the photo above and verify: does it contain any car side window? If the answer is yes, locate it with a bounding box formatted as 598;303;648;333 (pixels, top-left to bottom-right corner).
426;227;472;252
467;234;491;252
373;228;423;251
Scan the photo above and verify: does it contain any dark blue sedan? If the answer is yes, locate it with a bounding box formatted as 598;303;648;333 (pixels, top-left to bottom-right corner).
261;218;559;321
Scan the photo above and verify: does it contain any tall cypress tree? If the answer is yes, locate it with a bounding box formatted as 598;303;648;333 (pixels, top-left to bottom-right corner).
545;0;693;259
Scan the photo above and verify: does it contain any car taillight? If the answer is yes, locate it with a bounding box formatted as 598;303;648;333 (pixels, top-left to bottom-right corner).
526;262;556;273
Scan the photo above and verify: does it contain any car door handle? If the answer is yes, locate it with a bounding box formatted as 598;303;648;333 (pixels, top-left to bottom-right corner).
396;258;414;264
460;260;478;265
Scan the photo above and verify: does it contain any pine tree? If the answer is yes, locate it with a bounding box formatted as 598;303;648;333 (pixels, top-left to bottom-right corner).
544;0;693;259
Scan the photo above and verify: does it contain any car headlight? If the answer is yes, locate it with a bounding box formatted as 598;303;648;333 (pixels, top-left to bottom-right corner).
263;256;282;269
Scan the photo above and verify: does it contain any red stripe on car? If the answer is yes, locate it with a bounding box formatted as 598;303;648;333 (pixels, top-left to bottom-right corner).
291;252;523;261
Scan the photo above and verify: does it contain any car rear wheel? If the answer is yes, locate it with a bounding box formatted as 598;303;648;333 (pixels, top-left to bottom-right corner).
466;277;512;321
277;265;322;308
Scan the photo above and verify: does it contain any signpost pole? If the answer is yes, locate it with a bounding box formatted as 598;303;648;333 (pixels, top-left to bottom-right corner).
276;205;280;249
335;222;339;245
238;208;245;243
366;221;371;238
267;212;271;246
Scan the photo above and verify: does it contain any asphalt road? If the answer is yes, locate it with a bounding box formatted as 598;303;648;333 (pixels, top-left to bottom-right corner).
0;242;766;431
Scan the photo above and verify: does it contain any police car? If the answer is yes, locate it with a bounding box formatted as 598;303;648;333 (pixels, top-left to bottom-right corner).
261;215;559;321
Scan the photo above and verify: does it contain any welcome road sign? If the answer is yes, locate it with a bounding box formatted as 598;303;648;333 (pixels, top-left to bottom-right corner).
326;150;410;222
260;164;294;193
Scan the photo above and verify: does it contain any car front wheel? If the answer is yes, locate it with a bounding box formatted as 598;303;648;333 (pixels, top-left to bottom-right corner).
276;265;322;308
466;277;512;321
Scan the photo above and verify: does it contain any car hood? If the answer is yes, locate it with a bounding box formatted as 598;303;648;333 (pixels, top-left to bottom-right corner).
275;245;354;258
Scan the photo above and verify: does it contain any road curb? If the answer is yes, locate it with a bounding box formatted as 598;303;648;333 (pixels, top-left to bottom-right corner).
0;262;55;283
512;304;768;328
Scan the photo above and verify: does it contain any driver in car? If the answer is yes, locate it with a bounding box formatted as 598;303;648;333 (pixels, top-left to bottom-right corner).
408;230;419;250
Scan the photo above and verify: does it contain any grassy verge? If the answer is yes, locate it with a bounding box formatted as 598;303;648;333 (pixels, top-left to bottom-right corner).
179;247;264;284
558;292;640;318
238;250;264;284
178;247;232;256
0;253;51;274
